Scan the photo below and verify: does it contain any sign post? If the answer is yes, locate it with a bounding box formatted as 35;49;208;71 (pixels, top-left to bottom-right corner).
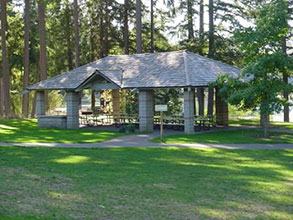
155;105;168;141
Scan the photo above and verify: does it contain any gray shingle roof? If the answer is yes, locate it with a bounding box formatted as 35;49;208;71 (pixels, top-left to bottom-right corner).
28;50;240;90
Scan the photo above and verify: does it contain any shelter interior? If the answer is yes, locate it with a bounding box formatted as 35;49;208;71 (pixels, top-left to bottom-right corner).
34;84;228;134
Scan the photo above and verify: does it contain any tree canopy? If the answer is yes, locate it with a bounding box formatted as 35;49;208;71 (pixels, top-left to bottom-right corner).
213;0;293;136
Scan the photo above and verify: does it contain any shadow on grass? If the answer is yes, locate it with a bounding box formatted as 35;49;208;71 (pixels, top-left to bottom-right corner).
0;147;292;219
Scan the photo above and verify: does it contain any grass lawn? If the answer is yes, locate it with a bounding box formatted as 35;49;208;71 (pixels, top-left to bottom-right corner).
230;119;260;127
230;118;293;130
152;129;293;144
0;119;124;143
0;147;292;220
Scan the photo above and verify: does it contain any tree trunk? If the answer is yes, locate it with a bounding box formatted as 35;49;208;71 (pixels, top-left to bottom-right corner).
90;24;95;61
1;0;11;117
215;87;229;126
263;113;269;137
136;0;142;53
208;0;215;58
197;88;204;115
0;78;4;117
73;0;80;67
66;1;73;70
187;0;194;41
282;37;289;122
91;91;96;111
150;0;154;53
104;1;110;57
283;75;289;122
31;91;37;118
123;0;129;54
260;113;265;127
199;0;204;55
99;3;105;58
22;0;30;117
207;87;214;115
38;0;48;111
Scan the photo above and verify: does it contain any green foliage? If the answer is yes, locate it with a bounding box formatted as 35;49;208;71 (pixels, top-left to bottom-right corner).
155;89;182;115
123;90;138;115
213;0;293;118
228;105;259;120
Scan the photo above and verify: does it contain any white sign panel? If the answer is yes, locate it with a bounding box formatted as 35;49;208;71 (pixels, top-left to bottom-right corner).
155;105;168;112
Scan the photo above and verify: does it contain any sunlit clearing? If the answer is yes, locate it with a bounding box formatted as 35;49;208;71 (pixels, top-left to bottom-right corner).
48;191;84;201
0;130;14;134
0;124;18;130
53;155;89;164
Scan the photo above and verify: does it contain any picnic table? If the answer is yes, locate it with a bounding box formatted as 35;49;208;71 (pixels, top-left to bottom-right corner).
113;115;139;128
80;112;214;132
80;113;113;126
154;115;214;131
154;116;185;130
194;115;214;131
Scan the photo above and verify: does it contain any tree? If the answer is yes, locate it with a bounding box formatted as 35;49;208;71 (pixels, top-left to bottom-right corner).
22;0;30;117
124;0;129;54
136;0;142;53
176;0;197;51
282;37;289;122
281;1;291;122
215;0;293;137
0;79;3;117
99;2;105;58
0;0;11;117
38;0;48;110
73;0;80;67
199;0;204;55
187;0;194;42
150;0;154;53
65;0;73;70
197;88;204;115
208;0;214;58
207;0;215;116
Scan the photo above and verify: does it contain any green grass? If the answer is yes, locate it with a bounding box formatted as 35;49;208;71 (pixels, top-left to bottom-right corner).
0;147;292;220
152;129;293;144
230;118;293;130
230;119;260;127
0;119;124;143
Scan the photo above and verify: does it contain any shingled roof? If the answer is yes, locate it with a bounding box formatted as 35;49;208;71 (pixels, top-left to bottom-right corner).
28;50;240;90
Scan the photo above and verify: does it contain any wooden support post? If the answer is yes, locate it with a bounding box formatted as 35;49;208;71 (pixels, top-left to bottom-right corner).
160;111;163;141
